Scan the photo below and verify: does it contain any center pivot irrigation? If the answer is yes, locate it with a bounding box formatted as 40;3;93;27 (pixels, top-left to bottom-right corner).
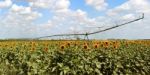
36;13;144;40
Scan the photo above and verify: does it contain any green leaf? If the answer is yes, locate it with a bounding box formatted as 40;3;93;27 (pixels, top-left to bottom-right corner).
57;63;63;67
78;65;83;69
116;63;123;68
96;62;101;69
60;71;63;75
52;67;56;72
36;59;41;63
95;69;102;75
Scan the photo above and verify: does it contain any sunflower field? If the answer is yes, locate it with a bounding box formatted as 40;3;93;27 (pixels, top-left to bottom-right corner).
0;40;150;75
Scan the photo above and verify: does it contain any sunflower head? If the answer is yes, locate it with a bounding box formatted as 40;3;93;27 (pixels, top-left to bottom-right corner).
83;44;89;50
31;47;35;51
74;43;77;46
113;45;118;49
66;42;71;47
94;44;99;49
44;47;48;52
60;45;65;50
84;45;87;49
105;41;109;46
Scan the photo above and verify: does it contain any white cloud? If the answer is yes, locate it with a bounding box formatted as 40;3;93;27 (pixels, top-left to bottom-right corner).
54;0;70;12
0;0;150;39
34;8;99;36
29;0;53;8
11;4;31;14
1;0;99;38
11;4;42;20
85;0;108;11
122;14;136;20
104;0;150;39
107;0;150;16
0;0;12;8
29;0;70;13
0;4;43;38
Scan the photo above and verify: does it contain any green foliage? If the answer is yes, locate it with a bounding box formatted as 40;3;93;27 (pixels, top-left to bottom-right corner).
0;40;150;75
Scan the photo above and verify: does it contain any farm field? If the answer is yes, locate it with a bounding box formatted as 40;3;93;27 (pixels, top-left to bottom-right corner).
0;40;150;75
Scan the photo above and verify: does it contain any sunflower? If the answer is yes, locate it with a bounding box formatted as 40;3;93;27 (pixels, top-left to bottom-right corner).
113;45;118;49
93;44;99;49
104;41;109;46
83;45;88;49
31;47;35;51
83;44;90;50
113;42;120;49
102;41;109;49
44;47;48;52
66;42;71;47
74;43;77;46
60;45;65;50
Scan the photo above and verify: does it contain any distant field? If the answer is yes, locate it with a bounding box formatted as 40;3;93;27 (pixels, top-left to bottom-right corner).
0;40;150;75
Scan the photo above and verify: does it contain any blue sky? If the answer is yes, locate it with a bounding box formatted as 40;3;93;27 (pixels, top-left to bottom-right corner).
0;0;127;21
0;0;150;39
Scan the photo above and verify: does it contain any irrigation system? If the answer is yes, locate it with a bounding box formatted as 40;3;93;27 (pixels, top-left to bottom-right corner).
36;13;144;40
